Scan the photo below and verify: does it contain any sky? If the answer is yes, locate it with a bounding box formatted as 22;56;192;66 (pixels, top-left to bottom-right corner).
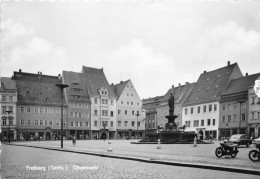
1;0;260;99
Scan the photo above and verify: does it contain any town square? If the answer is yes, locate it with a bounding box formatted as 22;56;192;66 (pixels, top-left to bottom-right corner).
1;0;260;178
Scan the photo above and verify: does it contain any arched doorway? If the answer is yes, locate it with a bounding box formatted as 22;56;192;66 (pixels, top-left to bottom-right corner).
46;132;51;140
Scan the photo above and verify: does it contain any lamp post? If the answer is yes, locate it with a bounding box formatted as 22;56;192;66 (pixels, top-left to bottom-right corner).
56;83;69;148
136;111;140;139
5;110;12;143
237;100;245;134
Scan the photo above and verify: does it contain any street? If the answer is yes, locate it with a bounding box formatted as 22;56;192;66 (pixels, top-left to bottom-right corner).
0;144;257;179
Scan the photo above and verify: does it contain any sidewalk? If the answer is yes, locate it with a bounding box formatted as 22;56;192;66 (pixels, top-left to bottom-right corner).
4;140;260;176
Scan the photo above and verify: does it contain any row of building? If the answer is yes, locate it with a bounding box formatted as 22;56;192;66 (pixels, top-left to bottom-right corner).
0;66;145;141
143;61;260;140
1;61;260;141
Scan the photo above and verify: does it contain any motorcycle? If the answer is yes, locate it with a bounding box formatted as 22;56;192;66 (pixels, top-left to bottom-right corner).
248;143;260;162
215;142;239;158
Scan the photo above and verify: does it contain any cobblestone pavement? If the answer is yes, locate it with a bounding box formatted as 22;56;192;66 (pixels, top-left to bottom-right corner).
0;145;257;179
11;139;260;170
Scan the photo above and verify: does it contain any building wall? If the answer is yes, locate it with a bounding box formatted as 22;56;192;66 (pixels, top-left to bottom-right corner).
182;102;219;139
116;81;145;132
248;87;260;138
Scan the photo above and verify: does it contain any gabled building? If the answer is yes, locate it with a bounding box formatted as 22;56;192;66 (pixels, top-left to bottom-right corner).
111;80;145;139
182;62;243;139
0;77;17;141
248;76;260;138
220;73;260;138
82;66;117;139
142;95;164;132
157;82;196;129
63;71;91;139
14;70;66;141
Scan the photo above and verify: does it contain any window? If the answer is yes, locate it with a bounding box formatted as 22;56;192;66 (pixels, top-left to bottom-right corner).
228;115;231;122
137;102;139;106
201;120;204;126
222;105;226;111
118;121;121;127
94;110;98;116
207;119;211;126
2;118;6;125
185;121;190;127
101;99;108;104
94;98;98;104
118;110;121;115
124;121;128;127
9;106;13;114
74;112;78;117
56;121;60;126
209;104;212;112
9;96;13;102
132;111;135;115
70;112;73;117
85;122;89;127
80;122;83;127
185;108;188;115
49;120;53;126
21;119;24;125
125;110;128;115
121;101;123;105
222;116;225;123
45;120;47;125
251;97;255;104
63;122;66;127
40;120;43;126
194;120;199;127
203;105;206;112
242;113;246;121
197;106;200;113
21;107;24;113
79;112;82;118
27;120;31;125
35;108;38;113
131;102;133;105
94;121;97;127
233;103;238;110
2;95;6;102
75;122;78;127
48;108;53;114
138;122;140;127
102;110;108;116
132;121;135;127
110;121;113;127
56;109;60;115
40;108;43;114
127;102;129;105
70;121;74;127
213;119;215;125
110;111;114;117
110;100;114;105
214;104;217;111
35;120;39;126
44;108;47;114
191;107;193;114
233;114;237;121
27;107;31;113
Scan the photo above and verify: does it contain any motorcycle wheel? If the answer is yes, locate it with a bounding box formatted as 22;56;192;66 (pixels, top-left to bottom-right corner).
231;151;237;158
215;147;223;158
249;150;259;162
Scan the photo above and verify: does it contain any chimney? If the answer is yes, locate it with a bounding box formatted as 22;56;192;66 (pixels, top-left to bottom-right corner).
19;69;22;72
100;67;103;72
58;74;61;80
120;81;123;84
179;83;181;92
227;61;230;66
204;71;206;73
245;73;248;76
111;83;114;86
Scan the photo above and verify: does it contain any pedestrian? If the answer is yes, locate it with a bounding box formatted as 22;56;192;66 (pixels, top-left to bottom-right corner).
72;135;76;145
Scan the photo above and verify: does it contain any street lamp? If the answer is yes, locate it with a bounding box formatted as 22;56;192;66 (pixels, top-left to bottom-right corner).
237;100;245;134
5;110;12;143
56;83;69;148
136;111;140;139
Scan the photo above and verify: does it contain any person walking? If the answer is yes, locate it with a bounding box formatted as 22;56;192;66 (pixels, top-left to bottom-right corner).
72;135;76;145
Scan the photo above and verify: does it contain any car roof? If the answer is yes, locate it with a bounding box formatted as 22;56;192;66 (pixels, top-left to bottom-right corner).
232;134;245;136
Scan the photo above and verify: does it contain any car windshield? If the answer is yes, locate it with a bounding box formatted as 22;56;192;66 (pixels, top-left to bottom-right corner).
230;135;241;139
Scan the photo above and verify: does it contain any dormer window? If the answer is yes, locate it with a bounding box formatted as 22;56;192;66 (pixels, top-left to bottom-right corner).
72;82;79;85
99;87;108;96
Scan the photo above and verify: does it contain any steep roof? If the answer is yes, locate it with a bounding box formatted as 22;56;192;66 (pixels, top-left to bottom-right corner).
222;73;260;95
142;96;164;110
63;71;90;102
82;66;117;98
184;63;242;106
13;71;62;104
110;80;129;98
161;82;196;105
0;77;16;91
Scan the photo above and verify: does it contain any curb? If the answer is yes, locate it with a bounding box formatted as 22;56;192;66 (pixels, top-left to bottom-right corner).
4;143;260;176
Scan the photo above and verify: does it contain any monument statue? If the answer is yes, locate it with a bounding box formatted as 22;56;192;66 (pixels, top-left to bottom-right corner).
168;93;175;116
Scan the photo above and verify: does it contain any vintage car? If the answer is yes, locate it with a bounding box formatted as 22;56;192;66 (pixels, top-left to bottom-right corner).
252;136;260;144
228;134;252;147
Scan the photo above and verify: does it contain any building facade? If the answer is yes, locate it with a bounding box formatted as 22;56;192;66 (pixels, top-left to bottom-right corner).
63;71;91;139
0;77;17;141
182;62;243;139
82;66;117;139
111;80;145;139
219;73;260;138
248;76;260;138
14;70;67;141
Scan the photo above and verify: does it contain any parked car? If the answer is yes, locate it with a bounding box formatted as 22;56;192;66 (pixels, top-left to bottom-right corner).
228;134;252;147
252;137;260;144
